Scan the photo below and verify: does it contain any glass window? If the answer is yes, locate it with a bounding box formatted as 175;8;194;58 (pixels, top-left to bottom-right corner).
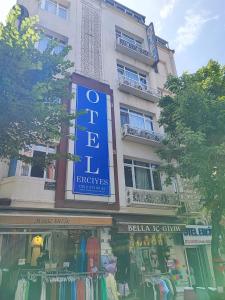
151;164;162;191
120;107;154;132
125;68;138;81
135;166;152;190
120;108;129;126
124;166;133;187
38;36;50;52
130;111;145;129
124;159;162;191
37;35;65;54
58;5;67;19
145;116;154;131
45;0;57;14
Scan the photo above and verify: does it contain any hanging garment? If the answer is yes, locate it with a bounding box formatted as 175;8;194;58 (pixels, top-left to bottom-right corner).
86;237;100;273
106;273;119;300
15;279;28;300
71;281;77;300
40;281;46;300
51;282;57;300
28;277;41;300
159;279;170;300
93;278;98;300
77;279;85;300
85;277;90;300
79;237;87;272
100;277;107;300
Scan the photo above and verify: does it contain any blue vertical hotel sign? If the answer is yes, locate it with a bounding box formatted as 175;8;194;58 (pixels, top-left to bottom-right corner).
73;85;110;196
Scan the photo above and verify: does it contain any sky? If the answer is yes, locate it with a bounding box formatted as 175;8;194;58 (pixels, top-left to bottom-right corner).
1;0;225;74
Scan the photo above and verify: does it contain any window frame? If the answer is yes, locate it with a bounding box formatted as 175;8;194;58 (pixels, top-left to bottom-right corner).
116;29;142;48
41;0;68;19
117;64;147;88
18;145;56;180
36;33;67;54
120;107;154;132
124;159;162;191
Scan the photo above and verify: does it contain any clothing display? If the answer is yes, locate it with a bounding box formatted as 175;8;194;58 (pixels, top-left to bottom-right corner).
141;276;176;300
13;272;107;300
86;236;100;274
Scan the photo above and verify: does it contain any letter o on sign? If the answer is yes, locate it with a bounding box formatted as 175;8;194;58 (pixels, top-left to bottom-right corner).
86;90;100;104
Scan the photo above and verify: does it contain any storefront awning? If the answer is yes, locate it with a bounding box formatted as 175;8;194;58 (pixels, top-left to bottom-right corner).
0;213;112;229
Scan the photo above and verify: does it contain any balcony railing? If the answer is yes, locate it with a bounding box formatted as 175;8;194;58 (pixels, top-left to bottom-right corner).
118;75;161;102
116;37;154;65
122;124;164;146
126;187;180;208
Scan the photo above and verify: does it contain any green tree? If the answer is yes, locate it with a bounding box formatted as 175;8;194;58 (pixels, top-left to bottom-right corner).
0;6;75;163
158;60;225;285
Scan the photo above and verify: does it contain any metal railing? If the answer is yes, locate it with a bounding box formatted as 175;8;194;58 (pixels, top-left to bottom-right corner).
126;187;180;207
118;75;162;99
122;124;164;143
117;37;151;58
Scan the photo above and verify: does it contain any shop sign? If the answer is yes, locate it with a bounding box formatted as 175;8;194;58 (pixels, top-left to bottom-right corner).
118;223;186;233
183;225;212;245
146;22;159;66
0;215;112;227
73;85;110;196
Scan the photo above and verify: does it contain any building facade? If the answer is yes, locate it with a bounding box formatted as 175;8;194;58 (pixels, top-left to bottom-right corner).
0;0;215;299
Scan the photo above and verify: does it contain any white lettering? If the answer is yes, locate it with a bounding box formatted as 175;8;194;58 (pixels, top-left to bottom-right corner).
86;90;100;104
86;109;98;124
85;156;99;174
86;131;99;148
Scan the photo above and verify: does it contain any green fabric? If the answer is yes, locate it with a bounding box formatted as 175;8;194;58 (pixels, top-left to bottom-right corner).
25;281;30;300
101;277;107;300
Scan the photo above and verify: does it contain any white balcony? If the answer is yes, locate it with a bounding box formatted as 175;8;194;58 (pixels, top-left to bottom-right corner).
126;187;180;208
122;124;164;146
118;75;161;102
116;37;154;65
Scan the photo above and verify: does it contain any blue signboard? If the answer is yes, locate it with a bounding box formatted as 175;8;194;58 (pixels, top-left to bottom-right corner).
73;85;110;196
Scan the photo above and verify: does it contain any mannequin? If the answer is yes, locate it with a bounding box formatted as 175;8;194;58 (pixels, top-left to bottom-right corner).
31;235;43;267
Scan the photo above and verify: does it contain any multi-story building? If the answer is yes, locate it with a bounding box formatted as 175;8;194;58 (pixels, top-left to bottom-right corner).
0;0;215;298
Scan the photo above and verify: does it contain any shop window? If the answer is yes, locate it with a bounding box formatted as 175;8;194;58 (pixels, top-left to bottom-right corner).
124;159;162;191
120;106;154;132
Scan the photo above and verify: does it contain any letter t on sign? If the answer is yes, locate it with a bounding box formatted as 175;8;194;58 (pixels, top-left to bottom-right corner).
86;109;98;125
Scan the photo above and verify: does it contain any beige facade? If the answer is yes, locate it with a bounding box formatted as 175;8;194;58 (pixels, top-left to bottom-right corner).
0;0;182;216
0;0;216;297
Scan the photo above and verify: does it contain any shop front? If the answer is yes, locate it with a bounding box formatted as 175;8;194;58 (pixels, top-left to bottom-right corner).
183;225;215;288
111;216;188;300
0;212;113;300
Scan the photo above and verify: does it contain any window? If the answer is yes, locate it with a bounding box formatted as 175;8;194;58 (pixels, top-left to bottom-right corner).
36;34;66;54
41;0;68;19
124;159;162;191
116;29;142;48
18;145;56;179
120;107;154;132
117;64;147;88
